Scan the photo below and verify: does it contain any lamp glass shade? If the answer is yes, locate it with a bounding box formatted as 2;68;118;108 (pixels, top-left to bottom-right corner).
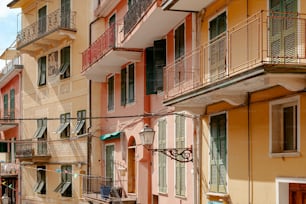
139;125;155;146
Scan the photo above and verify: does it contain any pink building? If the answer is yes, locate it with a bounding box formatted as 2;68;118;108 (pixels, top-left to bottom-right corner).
82;0;196;203
0;46;23;204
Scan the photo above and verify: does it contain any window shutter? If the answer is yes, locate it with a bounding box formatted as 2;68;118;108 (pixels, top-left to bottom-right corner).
108;76;114;110
10;89;15;119
128;64;135;103
153;39;166;92
3;94;8;118
158;120;167;193
121;69;127;105
146;47;155;95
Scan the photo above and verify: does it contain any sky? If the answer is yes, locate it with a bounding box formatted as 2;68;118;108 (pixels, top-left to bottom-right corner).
0;0;21;68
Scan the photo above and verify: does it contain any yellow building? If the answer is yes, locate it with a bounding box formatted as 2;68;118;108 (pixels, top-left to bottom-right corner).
163;0;306;203
7;0;102;203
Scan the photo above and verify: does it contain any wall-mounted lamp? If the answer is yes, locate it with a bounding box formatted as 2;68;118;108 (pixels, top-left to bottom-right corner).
139;124;193;163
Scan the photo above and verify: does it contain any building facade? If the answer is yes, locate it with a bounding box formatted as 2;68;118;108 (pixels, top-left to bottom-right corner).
7;0;102;203
163;0;306;204
82;0;196;204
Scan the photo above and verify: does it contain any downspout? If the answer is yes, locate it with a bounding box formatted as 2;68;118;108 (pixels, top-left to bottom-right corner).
18;71;22;204
194;115;201;204
247;92;252;204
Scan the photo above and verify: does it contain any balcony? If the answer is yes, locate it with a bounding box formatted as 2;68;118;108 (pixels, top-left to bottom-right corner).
82;23;142;82
94;0;120;17
122;0;188;48
16;9;76;56
0;163;19;177
161;0;216;11
82;176;136;204
16;140;51;162
0;55;23;87
163;11;306;109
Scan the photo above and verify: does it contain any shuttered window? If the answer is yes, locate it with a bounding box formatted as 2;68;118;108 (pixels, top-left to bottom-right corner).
210;113;227;193
38;56;47;86
146;39;166;94
175;115;186;196
3;94;8;119
121;64;135;106
105;145;114;181
108;76;114;111
10;89;15;120
158;119;167;193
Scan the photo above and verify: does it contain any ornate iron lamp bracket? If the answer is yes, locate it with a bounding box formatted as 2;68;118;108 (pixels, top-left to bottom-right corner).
149;146;193;163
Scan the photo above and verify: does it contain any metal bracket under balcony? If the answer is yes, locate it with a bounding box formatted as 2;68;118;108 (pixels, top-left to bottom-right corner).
16;9;77;57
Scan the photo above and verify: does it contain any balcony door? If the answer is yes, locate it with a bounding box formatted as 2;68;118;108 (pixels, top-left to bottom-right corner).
209;12;227;81
109;14;116;47
105;145;114;181
38;6;47;35
61;0;71;28
174;23;185;84
269;0;297;63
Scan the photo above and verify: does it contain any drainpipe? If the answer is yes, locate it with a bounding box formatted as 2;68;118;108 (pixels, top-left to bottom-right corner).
193;115;201;204
247;92;252;204
18;71;22;204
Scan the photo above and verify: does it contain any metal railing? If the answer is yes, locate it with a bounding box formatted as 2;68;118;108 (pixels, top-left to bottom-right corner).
16;140;50;158
82;23;116;72
164;11;306;101
123;0;155;36
0;163;19;175
17;9;76;48
0;56;21;76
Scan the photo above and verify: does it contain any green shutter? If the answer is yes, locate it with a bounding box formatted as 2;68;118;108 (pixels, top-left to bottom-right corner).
210;114;227;193
175;115;186;196
128;64;135;103
153;39;166;92
121;68;126;105
10;89;15;119
3;94;8;118
38;6;46;34
146;47;154;95
61;0;71;28
158;120;167;193
105;145;114;180
108;76;114;110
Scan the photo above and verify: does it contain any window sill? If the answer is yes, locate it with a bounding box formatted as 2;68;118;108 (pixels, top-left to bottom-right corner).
158;192;168;196
175;194;187;200
270;152;300;158
206;192;229;201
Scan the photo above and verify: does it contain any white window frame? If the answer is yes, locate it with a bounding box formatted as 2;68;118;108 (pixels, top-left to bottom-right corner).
269;96;300;157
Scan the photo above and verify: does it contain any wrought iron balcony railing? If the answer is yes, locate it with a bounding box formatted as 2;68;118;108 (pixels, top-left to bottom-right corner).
0;56;21;76
0;163;19;176
17;9;76;48
16;140;50;158
163;11;306;101
123;0;155;36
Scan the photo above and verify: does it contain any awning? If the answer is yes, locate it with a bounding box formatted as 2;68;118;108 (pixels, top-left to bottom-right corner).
0;123;18;131
100;131;121;141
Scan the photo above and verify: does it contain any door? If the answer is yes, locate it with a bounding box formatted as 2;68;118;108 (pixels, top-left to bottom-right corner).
128;137;136;193
38;6;47;35
61;0;71;28
289;183;306;204
109;14;116;47
105;145;114;182
174;23;185;84
270;0;297;62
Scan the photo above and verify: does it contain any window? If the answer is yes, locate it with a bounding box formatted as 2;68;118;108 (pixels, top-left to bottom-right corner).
210;113;227;193
174;24;185;84
33;118;47;139
54;165;72;197
146;39;166;94
55;113;70;138
10;89;15;120
121;64;135;105
73;110;86;135
105;145;114;181
0;143;7;152
34;166;46;194
209;12;227;79
270;96;299;154
158;119;167;193
175;115;185;196
38;6;47;35
61;0;71;28
3;94;8;119
108;76;114;111
38;56;47;86
60;46;70;79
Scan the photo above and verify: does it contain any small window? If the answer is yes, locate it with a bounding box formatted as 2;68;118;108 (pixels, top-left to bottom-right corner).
270;96;299;155
73;110;86;135
121;64;135;106
108;76;114;111
55;113;70;138
3;94;8;120
34;166;46;194
38;56;47;86
34;118;47;139
10;89;15;120
54;165;72;197
60;46;70;79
